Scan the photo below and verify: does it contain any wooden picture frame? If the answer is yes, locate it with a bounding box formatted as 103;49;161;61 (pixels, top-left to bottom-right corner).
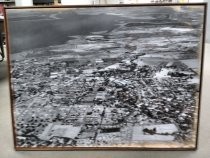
4;3;207;150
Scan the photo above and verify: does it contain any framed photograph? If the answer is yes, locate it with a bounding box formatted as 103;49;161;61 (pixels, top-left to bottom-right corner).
5;3;207;150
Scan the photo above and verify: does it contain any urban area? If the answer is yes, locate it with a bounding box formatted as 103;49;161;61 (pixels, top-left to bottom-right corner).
10;6;203;147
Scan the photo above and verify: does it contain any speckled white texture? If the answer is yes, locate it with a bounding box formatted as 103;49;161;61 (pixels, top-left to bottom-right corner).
0;43;209;158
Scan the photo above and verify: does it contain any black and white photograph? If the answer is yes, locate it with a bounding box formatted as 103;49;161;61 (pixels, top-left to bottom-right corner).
5;4;206;150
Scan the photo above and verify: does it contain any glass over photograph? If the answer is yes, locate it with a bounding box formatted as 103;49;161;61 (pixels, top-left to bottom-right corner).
5;4;206;150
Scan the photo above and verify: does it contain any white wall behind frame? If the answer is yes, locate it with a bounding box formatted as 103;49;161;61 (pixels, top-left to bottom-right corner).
101;0;179;3
61;0;93;5
204;0;209;43
188;0;204;2
15;0;33;6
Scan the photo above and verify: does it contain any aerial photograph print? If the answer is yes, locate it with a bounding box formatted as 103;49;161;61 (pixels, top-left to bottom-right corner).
6;4;205;150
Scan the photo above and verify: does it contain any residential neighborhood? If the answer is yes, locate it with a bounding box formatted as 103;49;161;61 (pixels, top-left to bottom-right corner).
9;6;203;147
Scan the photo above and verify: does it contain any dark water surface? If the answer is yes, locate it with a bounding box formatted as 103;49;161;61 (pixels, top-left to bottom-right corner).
7;10;122;54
